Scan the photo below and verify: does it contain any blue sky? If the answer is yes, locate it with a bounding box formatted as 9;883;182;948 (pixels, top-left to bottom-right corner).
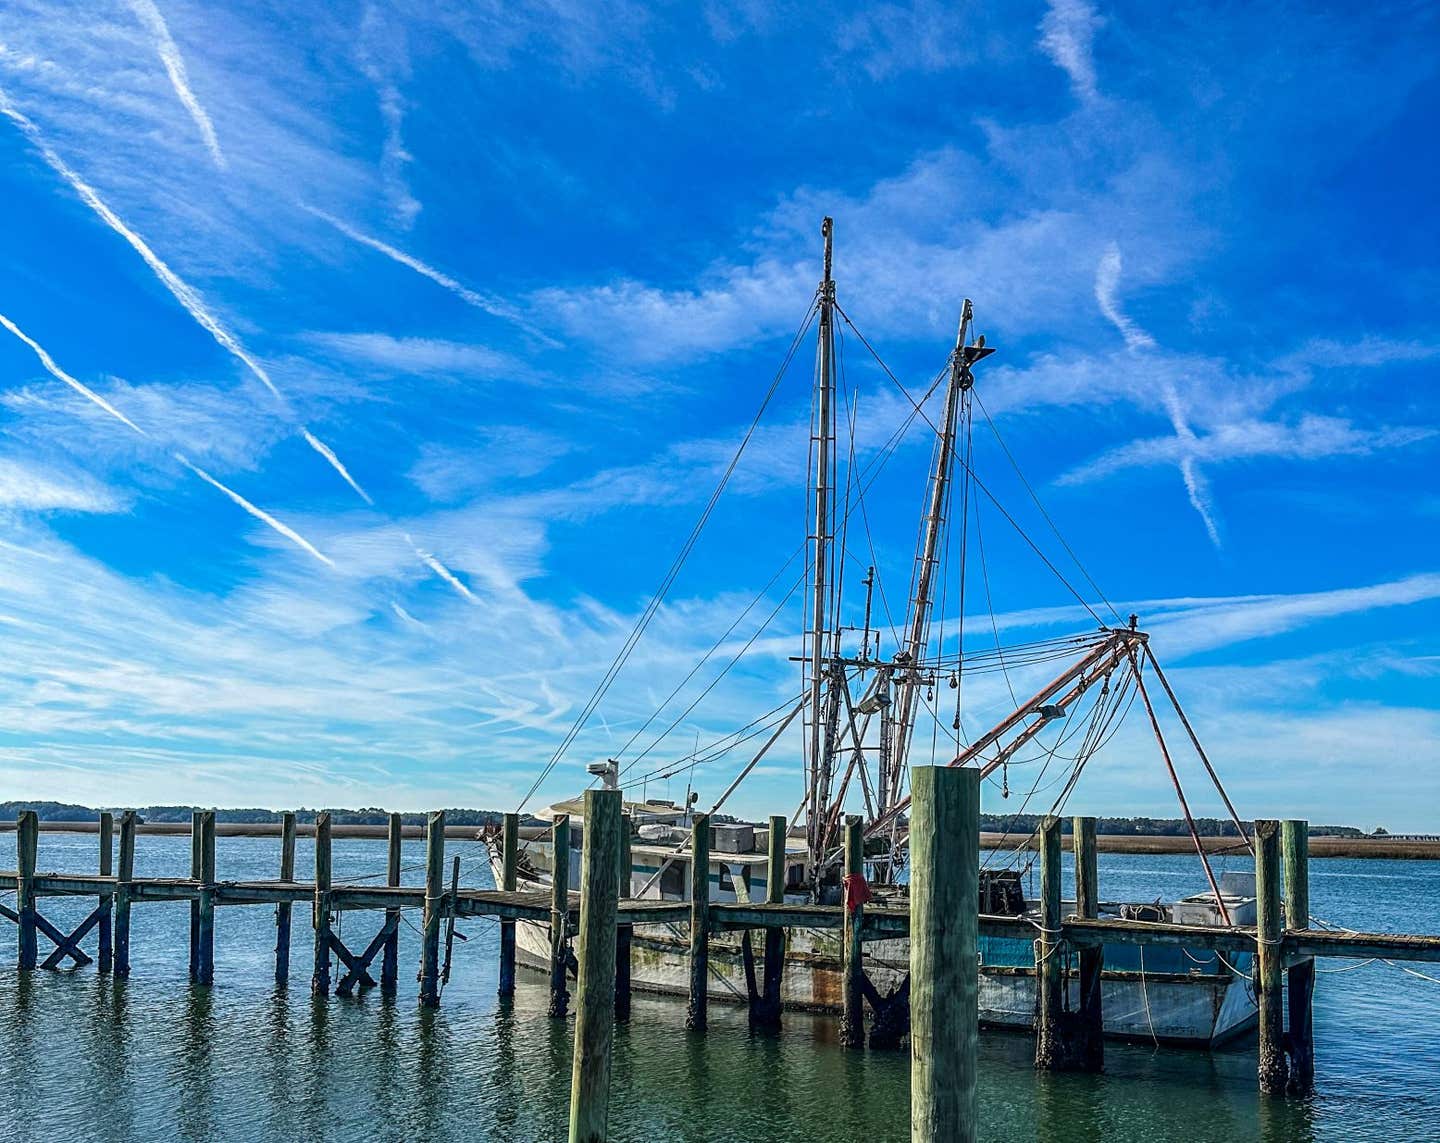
0;1;1436;828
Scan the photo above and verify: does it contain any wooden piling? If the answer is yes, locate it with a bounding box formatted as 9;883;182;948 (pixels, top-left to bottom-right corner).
381;811;402;994
312;812;333;996
97;811;114;973
275;811;296;985
1255;819;1288;1096
498;811;519;998
686;813;711;1032
188;810;202;976
113;811;135;978
757;813;787;1031
909;765;979;1143
1073;815;1104;1072
16;810;37;970
548;814;571;1018
1034;815;1065;1070
420;810;446;1008
1283;819;1314;1096
615;814;632;1023
840;814;866;1048
568;788;622;1143
192;810;216;985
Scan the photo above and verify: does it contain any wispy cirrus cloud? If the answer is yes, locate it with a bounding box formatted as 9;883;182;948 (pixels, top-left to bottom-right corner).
304;332;520;378
1093;241;1222;547
0;455;122;514
1038;0;1102;102
1062;414;1435;484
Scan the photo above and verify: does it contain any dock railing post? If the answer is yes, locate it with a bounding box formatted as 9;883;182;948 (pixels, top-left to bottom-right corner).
841;814;866;1048
194;810;216;985
1034;815;1066;1070
275;811;296;985
499;811;519;998
312;812;333;996
909;765;978;1143
758;813;787;1030
615;814;632;1023
382;811;402;994
1255;819;1288;1096
1283;819;1314;1096
97;811;114;973
549;814;572;1018
568;788;622;1143
420;810;445;1008
1073;815;1103;1072
16;810;37;970
686;813;711;1032
113;811;135;977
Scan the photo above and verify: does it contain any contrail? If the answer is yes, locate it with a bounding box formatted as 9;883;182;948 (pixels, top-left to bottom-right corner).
0;312;334;567
0;95;378;504
0;90;276;399
405;532;476;601
0;312;147;436
175;454;334;567
2;95;478;592
127;0;226;169
301;428;372;504
305;205;550;339
1095;242;1222;548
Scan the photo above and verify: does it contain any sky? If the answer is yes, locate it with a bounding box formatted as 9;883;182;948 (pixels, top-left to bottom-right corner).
0;0;1436;829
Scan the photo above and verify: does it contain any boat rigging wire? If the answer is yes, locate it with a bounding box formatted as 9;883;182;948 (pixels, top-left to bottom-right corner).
516;297;820;813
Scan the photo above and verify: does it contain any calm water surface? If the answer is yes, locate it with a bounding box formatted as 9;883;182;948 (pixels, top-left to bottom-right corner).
2;832;1438;1141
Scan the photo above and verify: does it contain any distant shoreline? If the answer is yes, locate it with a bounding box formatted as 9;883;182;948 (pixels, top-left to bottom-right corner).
2;819;1436;859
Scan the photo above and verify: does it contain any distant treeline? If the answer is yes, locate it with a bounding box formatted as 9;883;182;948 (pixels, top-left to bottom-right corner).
0;801;509;827
0;801;1379;838
978;814;1369;838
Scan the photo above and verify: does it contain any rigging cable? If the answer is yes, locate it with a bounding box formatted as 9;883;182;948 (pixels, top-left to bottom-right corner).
516;298;819;813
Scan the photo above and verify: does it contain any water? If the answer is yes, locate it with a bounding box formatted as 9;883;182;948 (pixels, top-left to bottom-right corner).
2;831;1438;1141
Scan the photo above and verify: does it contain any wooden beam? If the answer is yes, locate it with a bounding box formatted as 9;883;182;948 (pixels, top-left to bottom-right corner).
38;905;103;970
442;854;461;985
16;810;37;970
549;815;571;1018
114;811;135;978
1255;819;1287;1096
908;766;978;1143
381;811;402;994
568;789;621;1143
1034;815;1065;1071
758;814;787;1031
97;812;113;973
615;814;632;1023
312;812;333;996
1284;819;1314;1096
192;811;216;985
499;811;519;999
420;810;446;1008
1073;816;1103;1073
276;811;296;986
840;815;865;1048
686;813;710;1032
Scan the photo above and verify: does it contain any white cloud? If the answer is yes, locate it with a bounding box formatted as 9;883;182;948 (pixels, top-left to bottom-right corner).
304;332;520;377
1038;0;1102;102
0;456;122;513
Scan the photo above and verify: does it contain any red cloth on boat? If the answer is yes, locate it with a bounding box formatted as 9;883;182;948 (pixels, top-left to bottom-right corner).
843;872;872;913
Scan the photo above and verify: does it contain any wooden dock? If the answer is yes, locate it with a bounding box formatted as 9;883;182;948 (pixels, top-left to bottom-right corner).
4;790;1440;1141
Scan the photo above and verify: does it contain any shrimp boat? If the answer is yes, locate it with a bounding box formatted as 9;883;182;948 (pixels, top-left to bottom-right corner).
490;219;1259;1047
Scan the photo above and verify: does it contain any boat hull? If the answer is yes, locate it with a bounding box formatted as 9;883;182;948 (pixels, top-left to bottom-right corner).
506;894;1256;1047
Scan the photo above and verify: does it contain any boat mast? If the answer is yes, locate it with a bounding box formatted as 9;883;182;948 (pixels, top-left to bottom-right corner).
885;301;977;811
804;218;838;876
